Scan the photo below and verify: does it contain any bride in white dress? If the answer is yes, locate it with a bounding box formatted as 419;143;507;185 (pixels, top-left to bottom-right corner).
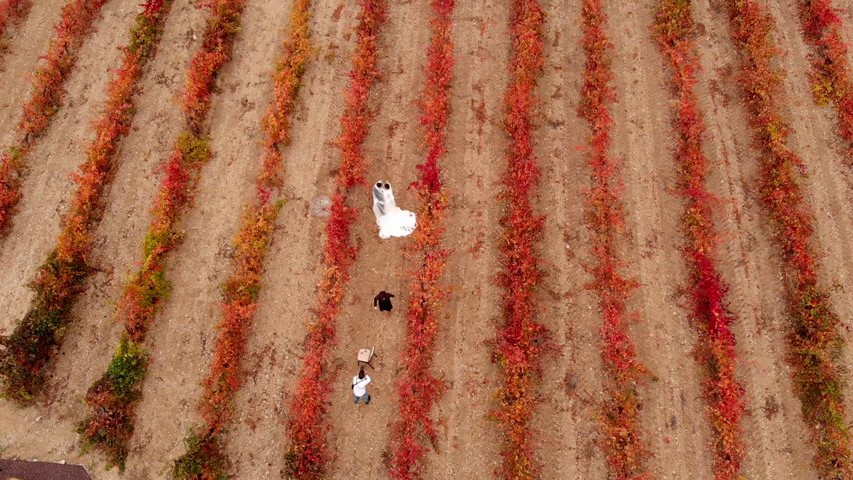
372;181;416;239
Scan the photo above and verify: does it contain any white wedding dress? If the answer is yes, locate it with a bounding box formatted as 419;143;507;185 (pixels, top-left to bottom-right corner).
372;181;416;239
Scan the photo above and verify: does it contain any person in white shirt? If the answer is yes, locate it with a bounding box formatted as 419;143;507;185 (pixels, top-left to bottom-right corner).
352;367;371;405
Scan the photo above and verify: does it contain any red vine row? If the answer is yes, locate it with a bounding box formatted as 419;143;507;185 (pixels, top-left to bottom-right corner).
725;0;851;476
385;0;453;478
0;0;33;56
579;1;651;478
282;0;386;478
654;1;746;478
170;1;312;477
75;0;246;470
0;0;166;404
490;0;548;478
0;0;110;233
798;0;853;161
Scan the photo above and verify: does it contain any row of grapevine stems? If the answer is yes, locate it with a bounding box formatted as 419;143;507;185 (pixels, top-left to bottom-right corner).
490;0;548;478
0;0;109;235
0;0;33;57
75;0;247;471
724;0;852;477
579;1;651;478
653;1;746;479
0;0;160;404
385;0;453;478
799;0;853;161
282;1;386;478
170;1;312;478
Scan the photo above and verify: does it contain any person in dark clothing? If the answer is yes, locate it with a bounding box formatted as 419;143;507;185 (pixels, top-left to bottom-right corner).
373;291;394;312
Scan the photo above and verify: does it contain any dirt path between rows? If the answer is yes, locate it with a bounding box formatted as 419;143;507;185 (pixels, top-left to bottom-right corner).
531;0;608;478
320;1;430;477
225;0;358;477
424;0;508;476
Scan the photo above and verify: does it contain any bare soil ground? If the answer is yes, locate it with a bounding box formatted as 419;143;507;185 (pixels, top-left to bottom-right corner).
1;0;852;479
532;0;607;477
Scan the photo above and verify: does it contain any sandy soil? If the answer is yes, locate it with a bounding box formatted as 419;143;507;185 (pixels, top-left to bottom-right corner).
531;0;608;478
1;0;852;479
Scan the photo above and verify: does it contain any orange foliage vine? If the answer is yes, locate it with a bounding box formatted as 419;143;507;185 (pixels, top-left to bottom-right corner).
490;1;548;478
385;0;453;478
580;1;651;478
283;1;386;478
725;0;851;476
654;1;746;478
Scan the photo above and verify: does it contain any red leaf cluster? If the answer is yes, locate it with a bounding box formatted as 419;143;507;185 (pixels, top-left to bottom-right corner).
725;0;852;476
654;1;746;478
0;0;172;405
182;0;244;131
799;0;853;160
77;0;246;470
385;1;453;478
283;1;386;478
580;1;650;478
0;0;32;53
257;0;310;194
171;1;311;477
0;0;108;234
489;1;548;478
